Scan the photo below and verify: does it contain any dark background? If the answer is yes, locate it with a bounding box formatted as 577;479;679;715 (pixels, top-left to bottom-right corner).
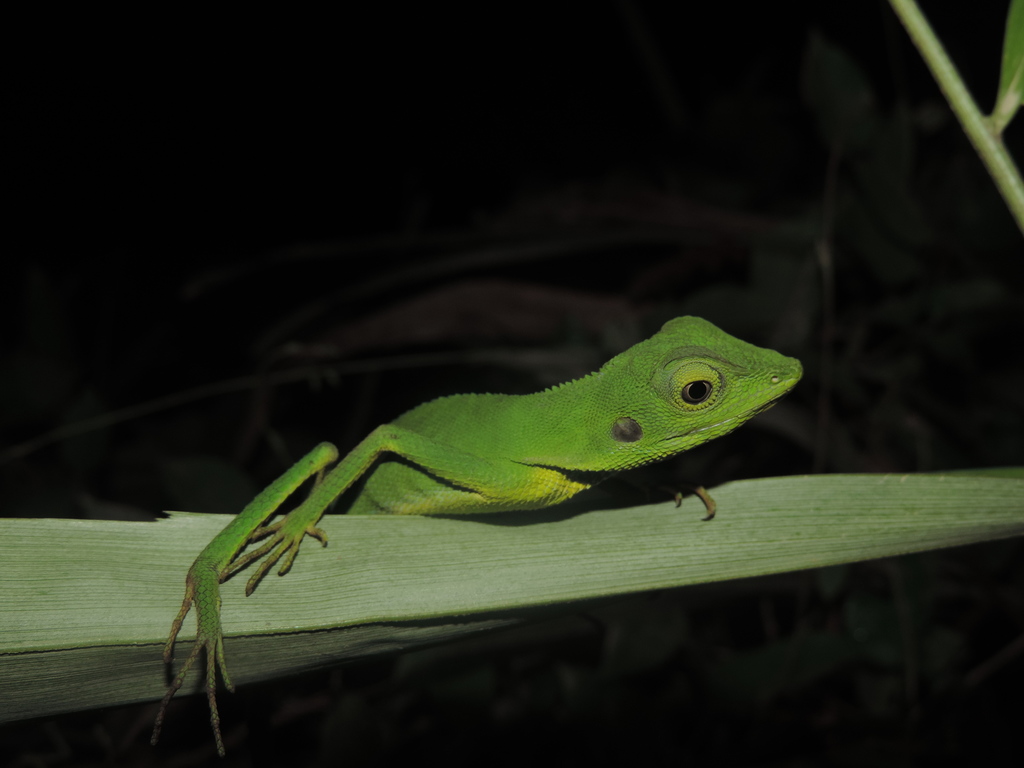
3;2;1022;766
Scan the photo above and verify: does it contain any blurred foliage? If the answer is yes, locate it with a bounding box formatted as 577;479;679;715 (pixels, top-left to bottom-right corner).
3;2;1022;766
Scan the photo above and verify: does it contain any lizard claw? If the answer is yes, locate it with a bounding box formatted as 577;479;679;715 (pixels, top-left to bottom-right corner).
152;575;231;757
243;520;328;596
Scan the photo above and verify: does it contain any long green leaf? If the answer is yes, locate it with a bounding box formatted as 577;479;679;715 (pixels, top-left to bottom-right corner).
994;0;1024;133
3;472;1022;722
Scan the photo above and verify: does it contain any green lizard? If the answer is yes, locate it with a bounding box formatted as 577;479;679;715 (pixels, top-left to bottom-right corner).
151;315;801;755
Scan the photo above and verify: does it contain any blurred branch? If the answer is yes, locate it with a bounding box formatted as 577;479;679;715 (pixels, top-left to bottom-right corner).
887;0;1024;237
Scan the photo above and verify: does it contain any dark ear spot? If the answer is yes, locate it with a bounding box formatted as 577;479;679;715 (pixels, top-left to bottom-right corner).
611;417;643;443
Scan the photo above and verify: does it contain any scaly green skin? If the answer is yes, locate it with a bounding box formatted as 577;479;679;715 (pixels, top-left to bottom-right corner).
151;316;802;755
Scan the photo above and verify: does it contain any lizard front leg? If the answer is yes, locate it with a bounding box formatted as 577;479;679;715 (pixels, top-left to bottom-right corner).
152;442;338;756
153;426;585;755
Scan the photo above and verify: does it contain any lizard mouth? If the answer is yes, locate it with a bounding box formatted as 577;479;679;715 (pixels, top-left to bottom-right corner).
669;388;793;441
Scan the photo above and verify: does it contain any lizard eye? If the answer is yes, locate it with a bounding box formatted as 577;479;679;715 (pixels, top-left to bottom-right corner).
664;360;723;411
681;380;712;404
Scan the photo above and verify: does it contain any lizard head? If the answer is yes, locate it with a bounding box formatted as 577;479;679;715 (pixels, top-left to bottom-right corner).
609;316;802;461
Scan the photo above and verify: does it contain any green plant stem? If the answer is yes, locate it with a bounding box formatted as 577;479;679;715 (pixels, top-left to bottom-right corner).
888;0;1024;236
